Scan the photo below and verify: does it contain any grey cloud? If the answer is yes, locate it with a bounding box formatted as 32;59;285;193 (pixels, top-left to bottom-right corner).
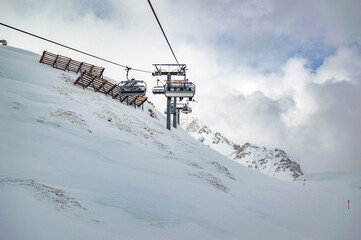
169;0;361;71
301;81;361;171
78;0;117;20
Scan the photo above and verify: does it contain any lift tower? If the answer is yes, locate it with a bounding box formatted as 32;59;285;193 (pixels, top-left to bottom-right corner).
153;64;195;130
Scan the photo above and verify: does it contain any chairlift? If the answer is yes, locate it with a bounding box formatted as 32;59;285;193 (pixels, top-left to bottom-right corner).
152;86;165;94
181;105;192;114
119;67;147;96
152;79;165;95
164;81;195;99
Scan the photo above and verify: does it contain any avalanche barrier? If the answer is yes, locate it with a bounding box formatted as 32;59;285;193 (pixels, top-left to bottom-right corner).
39;50;148;109
74;72;148;109
39;51;105;77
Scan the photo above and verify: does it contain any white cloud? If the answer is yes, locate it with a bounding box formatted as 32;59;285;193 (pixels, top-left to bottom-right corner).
313;46;361;84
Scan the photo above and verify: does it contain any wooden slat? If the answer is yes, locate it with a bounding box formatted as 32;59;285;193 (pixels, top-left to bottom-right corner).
129;95;139;105
79;62;93;75
136;96;148;107
106;84;116;96
91;66;105;77
39;51;57;66
95;79;108;92
68;59;82;73
54;55;71;71
91;77;105;91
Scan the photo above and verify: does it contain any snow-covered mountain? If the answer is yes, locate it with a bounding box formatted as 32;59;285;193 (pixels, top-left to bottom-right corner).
230;143;303;180
1;46;360;240
182;118;303;181
181;117;240;156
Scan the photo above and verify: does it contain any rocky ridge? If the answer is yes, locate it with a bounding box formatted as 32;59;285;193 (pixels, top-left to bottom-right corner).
181;118;303;181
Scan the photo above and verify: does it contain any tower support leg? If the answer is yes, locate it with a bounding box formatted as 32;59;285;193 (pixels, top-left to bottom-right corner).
173;97;177;128
167;97;171;130
177;109;180;125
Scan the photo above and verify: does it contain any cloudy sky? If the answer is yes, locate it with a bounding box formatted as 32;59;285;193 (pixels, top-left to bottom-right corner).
1;0;360;173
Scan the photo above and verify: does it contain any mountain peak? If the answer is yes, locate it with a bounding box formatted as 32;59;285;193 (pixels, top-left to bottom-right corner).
181;117;239;156
230;143;303;180
182;120;303;181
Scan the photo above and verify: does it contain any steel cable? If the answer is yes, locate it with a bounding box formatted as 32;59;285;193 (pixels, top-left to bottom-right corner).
147;0;180;67
0;22;152;74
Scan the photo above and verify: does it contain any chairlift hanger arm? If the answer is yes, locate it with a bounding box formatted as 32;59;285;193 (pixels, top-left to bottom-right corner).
125;67;147;83
156;78;166;86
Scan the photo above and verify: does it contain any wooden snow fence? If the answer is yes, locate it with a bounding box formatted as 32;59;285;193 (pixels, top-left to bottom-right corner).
74;72;148;108
39;50;148;109
39;51;105;77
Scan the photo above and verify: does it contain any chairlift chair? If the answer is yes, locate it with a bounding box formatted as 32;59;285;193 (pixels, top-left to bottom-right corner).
181;105;192;114
164;81;195;99
152;86;165;94
119;67;147;96
120;83;147;96
152;79;165;94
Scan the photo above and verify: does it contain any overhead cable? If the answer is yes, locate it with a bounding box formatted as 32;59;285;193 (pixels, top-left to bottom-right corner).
146;0;180;67
0;22;152;74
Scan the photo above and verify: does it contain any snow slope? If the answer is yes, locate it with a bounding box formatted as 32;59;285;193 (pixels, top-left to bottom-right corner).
1;45;361;240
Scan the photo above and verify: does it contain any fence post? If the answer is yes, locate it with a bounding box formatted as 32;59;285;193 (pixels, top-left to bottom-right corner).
77;62;84;74
39;51;46;63
52;55;59;68
65;58;71;72
89;65;94;75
